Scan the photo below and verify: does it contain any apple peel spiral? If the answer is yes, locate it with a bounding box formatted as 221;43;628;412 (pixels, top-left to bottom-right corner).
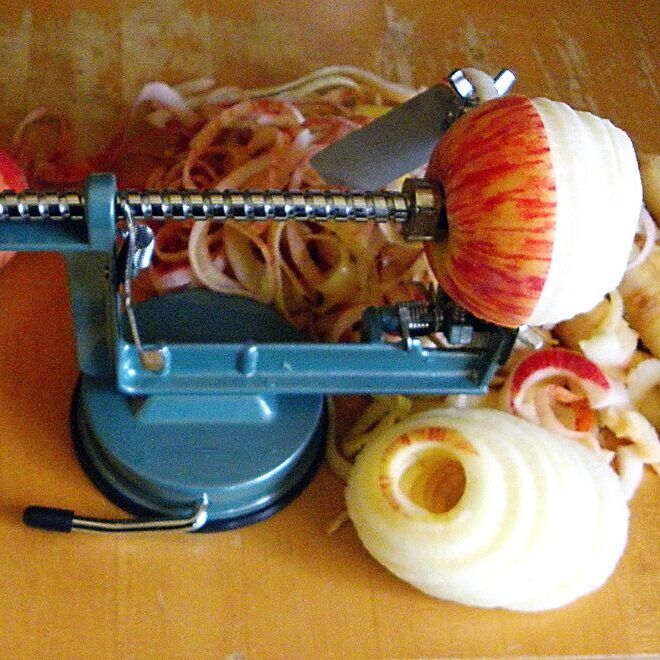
345;408;629;612
424;96;642;328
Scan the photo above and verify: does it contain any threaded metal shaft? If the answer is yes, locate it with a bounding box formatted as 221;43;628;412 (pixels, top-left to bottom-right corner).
0;189;409;224
0;177;445;242
0;191;86;222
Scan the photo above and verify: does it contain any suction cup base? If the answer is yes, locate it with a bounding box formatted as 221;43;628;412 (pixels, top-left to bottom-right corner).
71;376;327;532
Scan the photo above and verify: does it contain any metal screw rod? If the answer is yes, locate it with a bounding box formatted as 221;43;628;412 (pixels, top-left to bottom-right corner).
0;189;409;223
0;191;86;222
0;179;444;242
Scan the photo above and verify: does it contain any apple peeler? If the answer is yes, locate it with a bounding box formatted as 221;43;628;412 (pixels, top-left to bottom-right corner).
0;69;518;533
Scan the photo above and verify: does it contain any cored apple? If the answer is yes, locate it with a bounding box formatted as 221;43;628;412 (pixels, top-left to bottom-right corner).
424;95;642;328
346;408;630;611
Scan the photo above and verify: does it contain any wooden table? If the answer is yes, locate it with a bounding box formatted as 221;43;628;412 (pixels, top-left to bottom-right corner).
0;1;658;657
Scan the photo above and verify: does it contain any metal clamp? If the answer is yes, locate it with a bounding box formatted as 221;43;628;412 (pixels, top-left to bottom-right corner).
361;285;483;349
120;199;166;372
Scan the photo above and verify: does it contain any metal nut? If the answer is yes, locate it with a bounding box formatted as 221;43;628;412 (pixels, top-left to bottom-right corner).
402;177;445;242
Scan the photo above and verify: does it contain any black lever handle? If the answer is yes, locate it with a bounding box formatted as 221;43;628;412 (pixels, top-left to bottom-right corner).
23;506;75;532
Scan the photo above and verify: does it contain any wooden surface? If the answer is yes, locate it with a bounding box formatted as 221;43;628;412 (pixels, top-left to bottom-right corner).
0;1;658;658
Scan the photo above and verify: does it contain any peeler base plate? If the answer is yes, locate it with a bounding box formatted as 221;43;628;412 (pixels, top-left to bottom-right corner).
69;289;328;532
70;378;327;531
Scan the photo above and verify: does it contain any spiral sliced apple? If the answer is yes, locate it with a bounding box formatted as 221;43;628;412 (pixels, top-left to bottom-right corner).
345;409;629;612
424;96;642;327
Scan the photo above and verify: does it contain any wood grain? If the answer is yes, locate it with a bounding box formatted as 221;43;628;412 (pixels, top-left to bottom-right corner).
0;1;658;657
1;0;658;150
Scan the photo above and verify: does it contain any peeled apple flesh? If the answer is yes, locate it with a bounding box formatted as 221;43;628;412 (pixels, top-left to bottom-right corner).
345;408;629;612
638;153;660;220
620;247;660;358
424;96;642;328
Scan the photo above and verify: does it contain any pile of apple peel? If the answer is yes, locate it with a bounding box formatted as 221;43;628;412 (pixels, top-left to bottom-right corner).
346;409;630;611
501;347;660;499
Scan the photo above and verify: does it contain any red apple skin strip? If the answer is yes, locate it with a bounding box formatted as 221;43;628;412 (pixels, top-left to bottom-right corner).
507;348;611;408
502;347;630;438
424;96;556;328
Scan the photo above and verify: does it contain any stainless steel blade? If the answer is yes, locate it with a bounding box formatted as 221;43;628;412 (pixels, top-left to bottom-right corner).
310;84;466;189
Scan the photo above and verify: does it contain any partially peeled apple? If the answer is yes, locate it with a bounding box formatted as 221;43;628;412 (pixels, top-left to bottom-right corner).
424;96;642;327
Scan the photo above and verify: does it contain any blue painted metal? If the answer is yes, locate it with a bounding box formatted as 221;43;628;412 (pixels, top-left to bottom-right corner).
63;175;118;378
114;290;512;396
0;220;89;251
64;252;114;378
118;337;502;395
84;174;117;253
73;375;326;525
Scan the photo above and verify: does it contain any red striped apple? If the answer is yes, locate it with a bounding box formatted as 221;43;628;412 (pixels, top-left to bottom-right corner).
424;95;642;328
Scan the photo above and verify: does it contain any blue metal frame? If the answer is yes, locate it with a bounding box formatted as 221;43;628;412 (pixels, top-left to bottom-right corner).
117;340;504;395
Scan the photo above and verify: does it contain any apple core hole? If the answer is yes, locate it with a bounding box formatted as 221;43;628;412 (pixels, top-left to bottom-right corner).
400;451;466;514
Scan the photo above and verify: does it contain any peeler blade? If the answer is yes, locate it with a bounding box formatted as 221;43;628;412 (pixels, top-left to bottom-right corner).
309;83;466;189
